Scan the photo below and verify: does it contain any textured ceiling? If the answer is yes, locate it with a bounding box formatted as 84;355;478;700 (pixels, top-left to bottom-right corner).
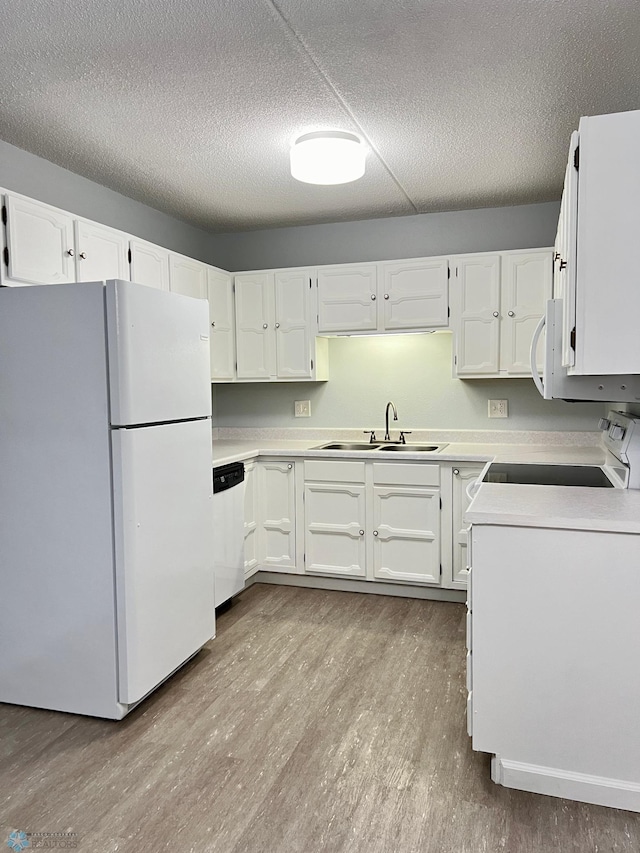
1;0;639;231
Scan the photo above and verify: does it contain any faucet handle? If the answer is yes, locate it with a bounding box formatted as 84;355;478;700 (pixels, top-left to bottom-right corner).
398;430;412;445
363;430;377;443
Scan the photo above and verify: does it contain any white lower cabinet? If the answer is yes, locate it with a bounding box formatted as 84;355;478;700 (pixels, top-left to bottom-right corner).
257;459;298;573
243;461;259;579
303;459;441;585
450;464;485;588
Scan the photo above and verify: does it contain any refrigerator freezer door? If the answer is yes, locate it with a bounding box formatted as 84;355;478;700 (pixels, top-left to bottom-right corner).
106;279;211;426
112;418;215;705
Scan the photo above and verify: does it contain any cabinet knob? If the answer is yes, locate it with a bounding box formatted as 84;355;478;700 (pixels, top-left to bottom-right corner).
66;248;75;257
79;251;87;260
370;294;376;301
263;323;268;329
492;311;499;318
559;259;567;270
275;322;280;329
287;463;293;469
383;293;390;300
373;530;379;536
211;321;216;328
359;529;365;536
453;468;460;476
508;310;515;317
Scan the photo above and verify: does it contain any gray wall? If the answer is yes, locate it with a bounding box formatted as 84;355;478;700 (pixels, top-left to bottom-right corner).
0;139;229;267
214;202;560;271
215;334;605;432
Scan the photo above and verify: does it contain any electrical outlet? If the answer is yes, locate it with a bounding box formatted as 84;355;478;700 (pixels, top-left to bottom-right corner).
488;399;508;418
294;400;311;418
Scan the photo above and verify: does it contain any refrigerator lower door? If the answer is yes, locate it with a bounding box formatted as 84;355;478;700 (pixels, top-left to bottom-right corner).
112;418;215;705
106;279;211;426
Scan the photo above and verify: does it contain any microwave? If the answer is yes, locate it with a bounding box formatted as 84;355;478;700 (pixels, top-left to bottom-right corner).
530;299;640;403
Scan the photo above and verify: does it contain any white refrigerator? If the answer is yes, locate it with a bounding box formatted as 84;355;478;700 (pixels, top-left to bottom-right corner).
0;279;215;719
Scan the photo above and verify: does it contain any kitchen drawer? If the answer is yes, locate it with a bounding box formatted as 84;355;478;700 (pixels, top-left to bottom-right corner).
466;609;472;652
372;462;440;487
466;651;472;693
304;459;365;483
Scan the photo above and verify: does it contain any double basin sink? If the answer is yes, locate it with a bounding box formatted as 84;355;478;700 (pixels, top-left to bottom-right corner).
313;442;445;453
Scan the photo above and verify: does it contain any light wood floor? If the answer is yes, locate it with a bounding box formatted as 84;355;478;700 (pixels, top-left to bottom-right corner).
1;584;639;852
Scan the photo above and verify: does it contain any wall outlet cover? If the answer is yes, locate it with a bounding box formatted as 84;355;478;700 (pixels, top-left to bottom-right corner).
488;399;509;418
295;400;311;417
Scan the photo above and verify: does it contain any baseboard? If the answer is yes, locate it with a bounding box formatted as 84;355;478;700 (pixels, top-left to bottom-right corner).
251;571;466;602
491;755;640;813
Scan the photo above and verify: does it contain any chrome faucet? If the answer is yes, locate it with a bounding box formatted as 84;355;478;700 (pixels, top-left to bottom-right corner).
384;401;398;441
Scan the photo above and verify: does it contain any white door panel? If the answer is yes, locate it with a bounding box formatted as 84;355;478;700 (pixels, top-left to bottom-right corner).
112;419;215;705
169;254;207;299
130;239;170;291
75;220;129;282
5;195;75;285
106;280;211;425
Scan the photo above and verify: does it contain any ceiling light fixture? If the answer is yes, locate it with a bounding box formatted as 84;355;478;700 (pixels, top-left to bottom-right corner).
290;131;366;185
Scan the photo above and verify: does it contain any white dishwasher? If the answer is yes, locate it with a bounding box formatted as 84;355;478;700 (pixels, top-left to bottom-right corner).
212;461;246;607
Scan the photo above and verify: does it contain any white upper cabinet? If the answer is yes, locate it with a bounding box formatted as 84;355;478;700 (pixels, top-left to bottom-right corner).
234;272;275;380
453;254;501;375
207;267;236;382
317;263;378;333
234;268;327;382
452;249;552;378
380;257;449;331
3;194;76;286
130;239;170;291
169;253;207;299
317;258;449;335
74;219;129;283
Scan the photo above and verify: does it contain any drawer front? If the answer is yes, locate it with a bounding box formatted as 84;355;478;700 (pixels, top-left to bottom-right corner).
372;462;440;487
304;459;365;483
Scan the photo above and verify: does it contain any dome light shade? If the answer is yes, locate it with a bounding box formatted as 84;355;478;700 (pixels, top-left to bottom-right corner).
290;131;366;185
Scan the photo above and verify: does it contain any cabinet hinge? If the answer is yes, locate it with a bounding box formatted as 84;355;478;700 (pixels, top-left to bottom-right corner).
309;278;312;289
454;355;457;365
1;205;7;225
439;497;442;510
311;359;314;370
232;283;236;293
447;306;450;318
3;246;8;268
570;326;576;352
127;248;132;264
447;266;451;279
573;145;580;170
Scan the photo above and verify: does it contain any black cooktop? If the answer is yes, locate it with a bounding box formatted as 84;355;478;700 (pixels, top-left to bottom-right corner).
482;463;615;488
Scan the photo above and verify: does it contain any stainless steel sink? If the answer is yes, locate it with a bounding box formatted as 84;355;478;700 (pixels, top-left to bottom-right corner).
314;442;382;451
377;444;444;452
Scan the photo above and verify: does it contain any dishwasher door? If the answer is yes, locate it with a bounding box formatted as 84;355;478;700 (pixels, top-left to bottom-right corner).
212;462;246;607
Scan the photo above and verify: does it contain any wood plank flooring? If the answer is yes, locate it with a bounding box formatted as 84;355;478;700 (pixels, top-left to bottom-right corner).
1;584;639;852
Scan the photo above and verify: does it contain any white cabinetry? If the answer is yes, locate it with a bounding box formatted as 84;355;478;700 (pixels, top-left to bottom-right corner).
235;268;328;382
450;464;484;588
169;253;207;299
303;459;441;585
317;258;449;335
243;460;258;580
452;249;551;377
2;194;130;287
559;110;640;375
257;460;297;573
207;268;236;381
130;239;170;291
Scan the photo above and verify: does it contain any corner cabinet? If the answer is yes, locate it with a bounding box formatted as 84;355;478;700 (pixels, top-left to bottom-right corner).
450;464;485;588
243;460;259;580
317;257;449;335
234;268;328;382
257;459;299;573
451;249;552;378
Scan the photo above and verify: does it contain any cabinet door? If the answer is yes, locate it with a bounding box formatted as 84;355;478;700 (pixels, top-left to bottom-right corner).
451;465;484;588
169;254;207;299
453;255;501;375
274;269;313;379
561;131;579;369
235;273;275;379
500;251;551;375
75;220;129;283
304;482;366;577
317;264;378;333
243;461;258;579
207;268;235;381
130;239;170;291
372;485;440;584
258;460;297;572
5;195;75;285
381;258;449;330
